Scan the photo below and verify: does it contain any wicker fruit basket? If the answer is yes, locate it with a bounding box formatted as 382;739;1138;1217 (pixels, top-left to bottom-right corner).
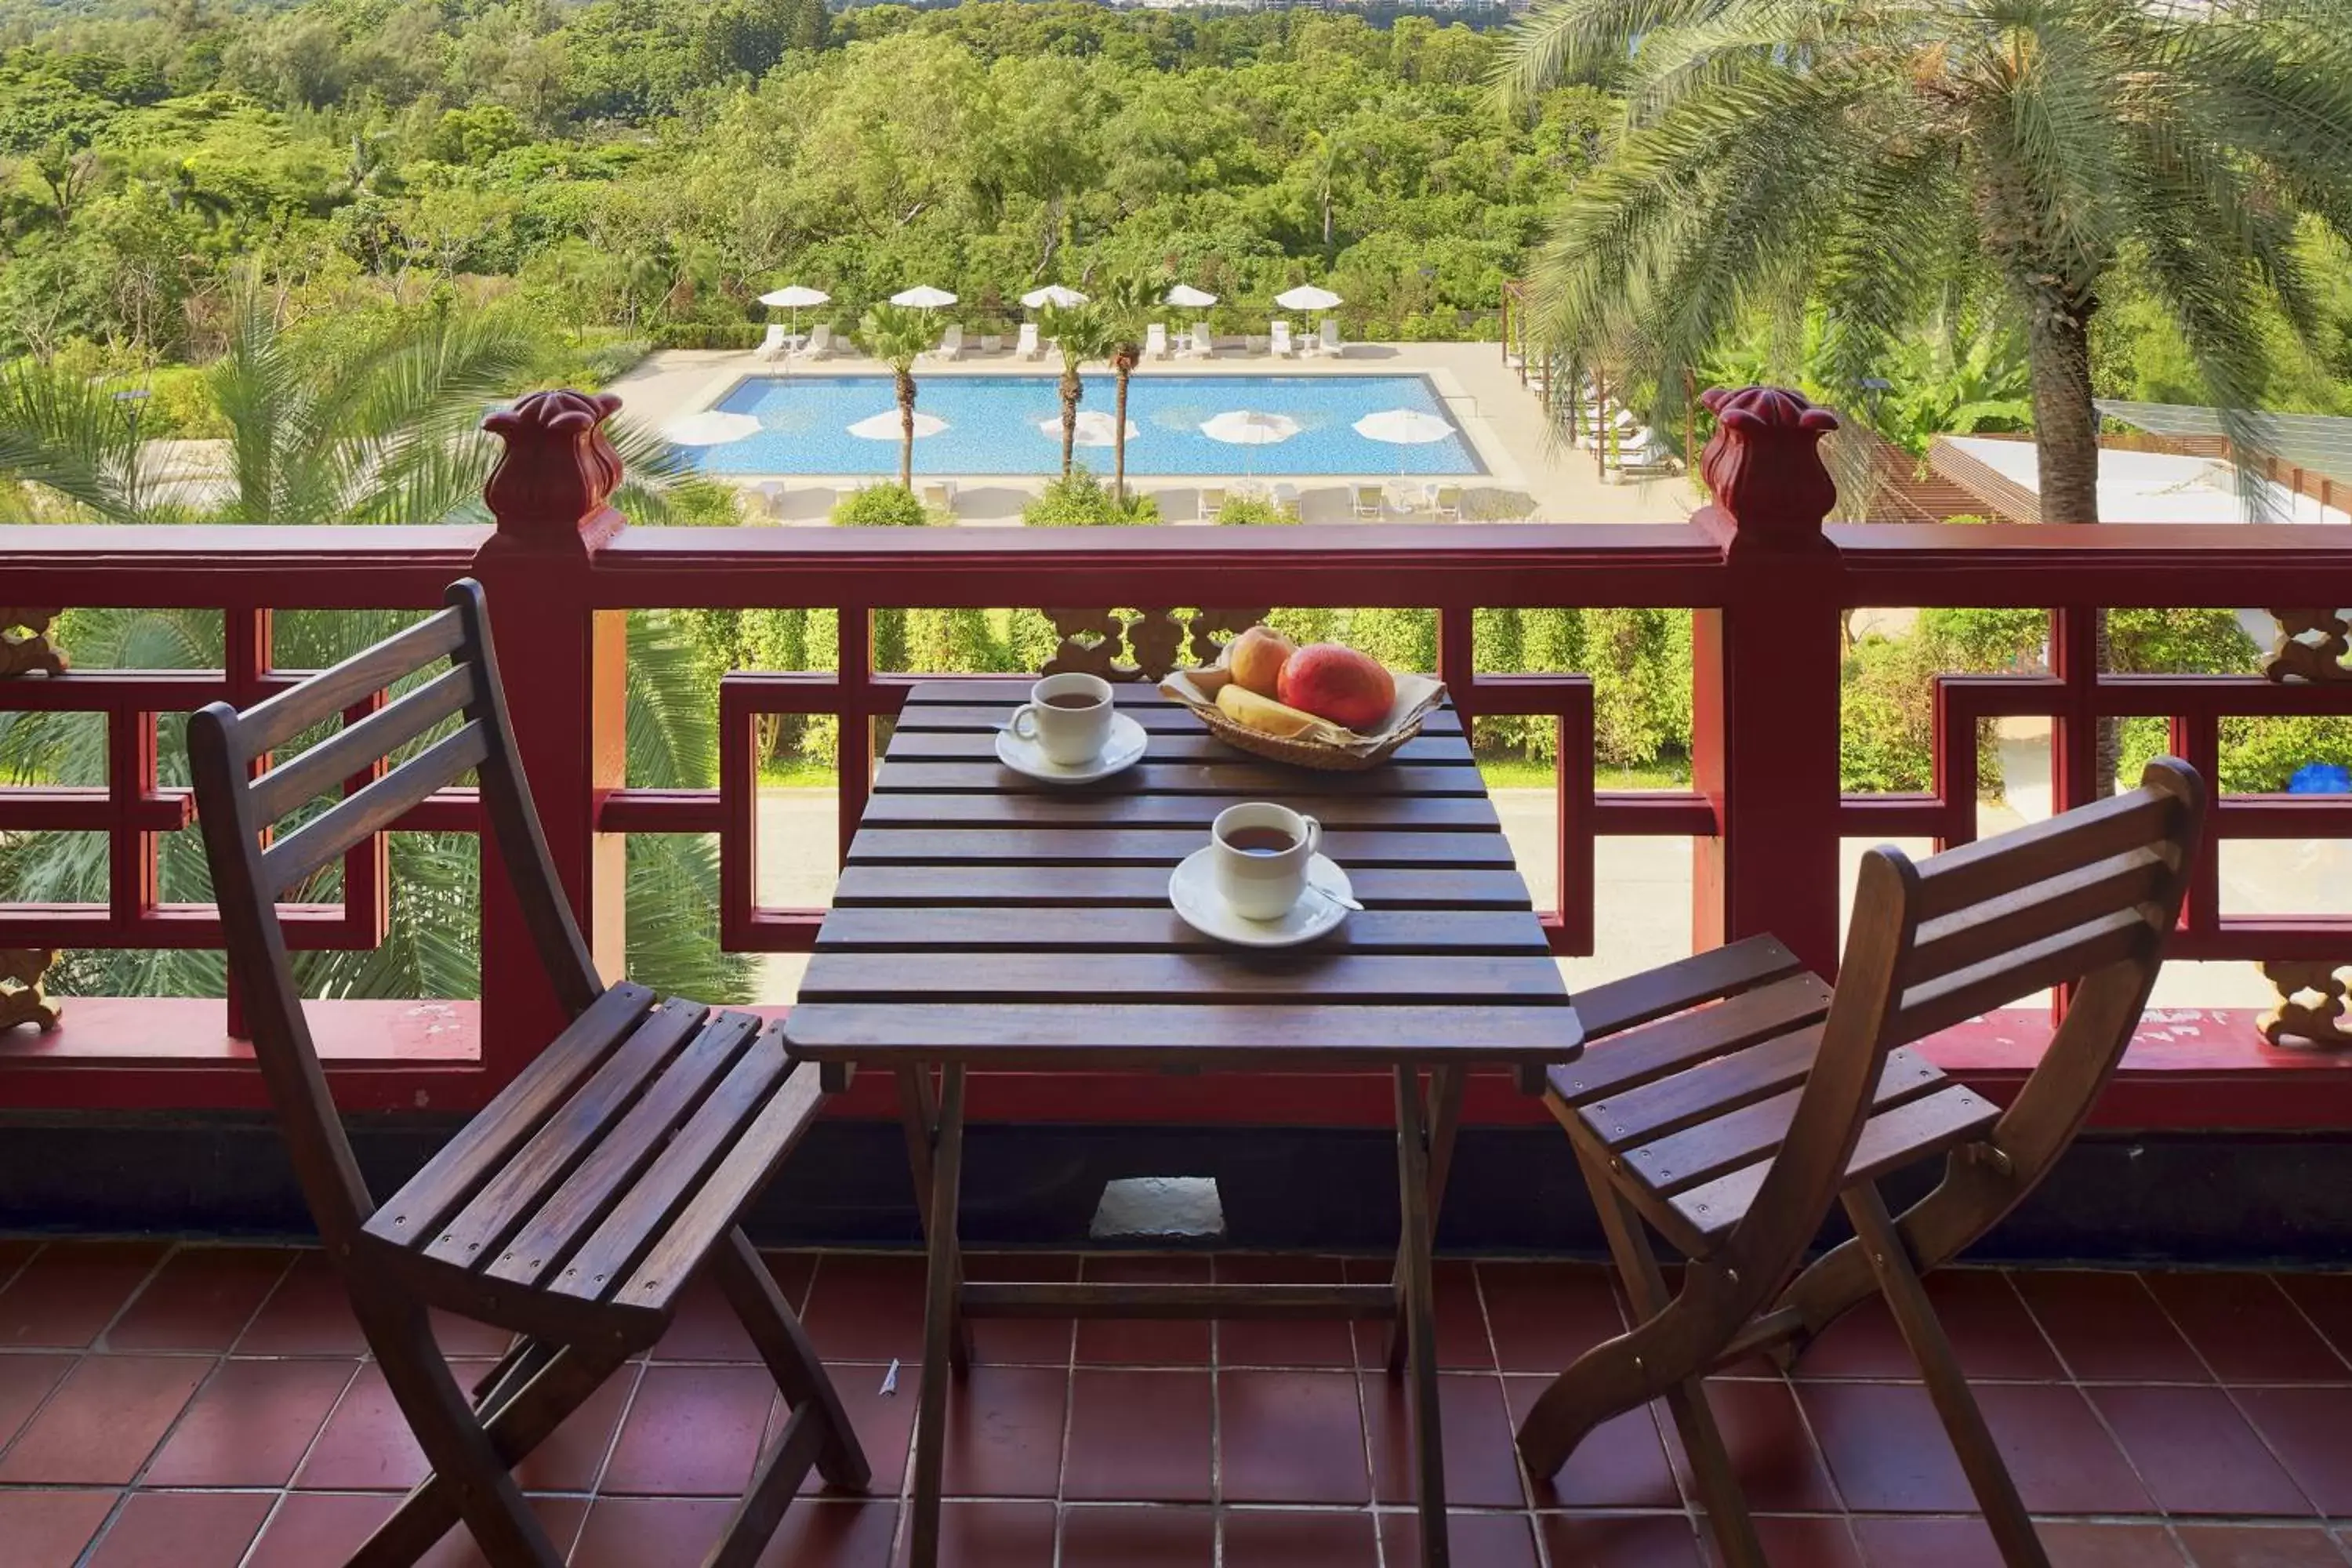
1159;665;1447;772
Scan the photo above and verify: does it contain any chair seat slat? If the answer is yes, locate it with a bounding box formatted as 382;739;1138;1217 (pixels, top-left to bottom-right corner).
1570;935;1808;1040
262;722;487;896
1577;1025;1825;1152
1546;971;1832;1105
1624;1047;1950;1197
250;664;477;824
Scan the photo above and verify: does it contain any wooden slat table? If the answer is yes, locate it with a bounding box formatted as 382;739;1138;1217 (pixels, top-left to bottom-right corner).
783;680;1585;1568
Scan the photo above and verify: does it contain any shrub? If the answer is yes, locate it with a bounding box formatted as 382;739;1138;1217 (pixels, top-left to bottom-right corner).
1214;494;1295;524
648;322;772;350
1023;468;1160;526
831;484;933;527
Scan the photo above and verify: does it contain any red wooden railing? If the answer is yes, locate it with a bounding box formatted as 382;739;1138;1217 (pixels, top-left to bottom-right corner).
6;387;2352;1128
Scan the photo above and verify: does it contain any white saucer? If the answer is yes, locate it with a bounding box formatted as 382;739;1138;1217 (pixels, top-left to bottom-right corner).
1168;848;1355;948
995;711;1148;785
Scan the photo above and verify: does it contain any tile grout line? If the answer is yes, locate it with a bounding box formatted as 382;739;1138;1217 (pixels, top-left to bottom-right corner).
1054;1253;1080;1568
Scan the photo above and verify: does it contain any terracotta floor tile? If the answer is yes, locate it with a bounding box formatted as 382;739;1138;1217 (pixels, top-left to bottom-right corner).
0;1349;74;1450
0;1237;38;1289
1216;1255;1353;1369
414;1496;590;1568
2146;1273;2349;1383
294;1359;492;1491
0;1488;119;1565
0;1352;208;1484
1366;1371;1526;1509
1477;1261;1623;1373
1661;1377;1841;1515
1380;1509;1541;1568
143;1357;358;1487
1077;1255;1211;1367
1504;1375;1679;1510
1733;1515;1865;1568
2172;1524;2351;1568
2089;1385;2314;1517
1850;1515;2005;1567
1058;1504;1215;1567
426;1310;514;1360
2012;1269;2209;1383
572;1496;733;1568
916;1500;1056;1568
85;1490;278;1568
1978;1383;2153;1515
0;1240;165;1348
508;1361;636;1493
1796;1381;1974;1513
1062;1369;1210;1501
802;1253;929;1364
1220;1508;1379;1568
940;1364;1069;1499
105;1247;291;1352
759;1249;818;1312
959;1253;1078;1367
1535;1510;1707;1567
1220;1370;1369;1504
1795;1271;2063;1382
234;1252;365;1356
2233;1386;2352;1515
600;1363;773;1497
2272;1274;2352;1368
1348;1258;1493;1372
804;1361;916;1498
754;1498;900;1568
2042;1523;2190;1567
242;1493;397;1566
650;1274;759;1363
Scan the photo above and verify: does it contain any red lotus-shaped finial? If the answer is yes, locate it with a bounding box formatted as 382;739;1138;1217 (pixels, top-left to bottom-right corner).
481;390;626;550
1698;386;1840;546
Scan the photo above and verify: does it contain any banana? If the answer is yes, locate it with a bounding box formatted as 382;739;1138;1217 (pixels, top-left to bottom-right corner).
1216;681;1322;739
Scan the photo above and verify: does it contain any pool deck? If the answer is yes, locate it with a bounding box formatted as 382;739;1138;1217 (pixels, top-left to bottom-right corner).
605;342;1699;525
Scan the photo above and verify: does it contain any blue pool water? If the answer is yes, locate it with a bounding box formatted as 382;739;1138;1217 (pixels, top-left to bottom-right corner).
691;373;1484;477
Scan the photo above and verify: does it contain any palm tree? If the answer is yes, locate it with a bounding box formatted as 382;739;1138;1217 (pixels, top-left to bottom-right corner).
1096;275;1157;503
857;303;935;490
1038;302;1116;478
0;296;751;1005
1501;0;2352;524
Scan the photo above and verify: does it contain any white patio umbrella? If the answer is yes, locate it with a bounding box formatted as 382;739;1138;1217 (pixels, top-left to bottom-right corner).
660;411;763;446
1021;285;1089;310
757;285;830;369
1354;407;1457;483
848;410;948;440
1199;408;1301;478
890;285;958;310
1036;411;1139;448
1165;284;1218;309
1275;284;1343;313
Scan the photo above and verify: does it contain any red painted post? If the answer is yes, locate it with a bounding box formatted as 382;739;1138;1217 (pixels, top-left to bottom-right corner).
472;390;630;1088
1688;386;1847;979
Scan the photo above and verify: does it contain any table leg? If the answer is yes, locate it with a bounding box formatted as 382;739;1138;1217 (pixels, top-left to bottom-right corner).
906;1064;967;1568
897;1065;973;1371
1388;1065;1464;1373
1393;1066;1451;1568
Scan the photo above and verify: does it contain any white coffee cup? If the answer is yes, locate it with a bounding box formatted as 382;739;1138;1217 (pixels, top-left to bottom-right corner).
1210;801;1323;920
1009;672;1115;766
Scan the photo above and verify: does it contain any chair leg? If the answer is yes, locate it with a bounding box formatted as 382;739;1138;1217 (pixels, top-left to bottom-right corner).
1844;1182;2049;1568
1577;1148;1767;1568
348;1297;564;1568
713;1226;870;1491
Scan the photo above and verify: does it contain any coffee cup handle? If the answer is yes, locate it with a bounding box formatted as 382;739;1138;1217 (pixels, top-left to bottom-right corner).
1298;815;1321;857
1010;704;1041;742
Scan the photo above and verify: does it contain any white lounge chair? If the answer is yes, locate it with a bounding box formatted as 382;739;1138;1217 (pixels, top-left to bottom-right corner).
1270;482;1302;520
1188;326;1218;360
1015;322;1041;361
921;480;956;513
791;324;834;361
928;324;964;362
1200;486;1227;519
1352;485;1385;521
1145;323;1170;361
755;324;789;361
1317;319;1342;358
1269;321;1295;358
1428;483;1463;522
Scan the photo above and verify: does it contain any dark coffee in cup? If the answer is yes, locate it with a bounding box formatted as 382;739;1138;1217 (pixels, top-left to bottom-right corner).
1222;826;1297;857
1044;692;1104;710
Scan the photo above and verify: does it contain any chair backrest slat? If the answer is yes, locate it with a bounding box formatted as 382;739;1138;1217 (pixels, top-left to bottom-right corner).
1902;846;2172;985
1891;906;2155;1042
250;662;477;824
234;610;467;758
1910;789;2172;921
260;720;489;897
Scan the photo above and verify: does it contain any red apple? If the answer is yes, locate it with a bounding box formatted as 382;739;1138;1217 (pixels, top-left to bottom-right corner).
1277;643;1396;731
1225;625;1296;696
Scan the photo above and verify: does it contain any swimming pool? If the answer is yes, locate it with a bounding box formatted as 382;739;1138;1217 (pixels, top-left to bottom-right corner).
690;373;1485;477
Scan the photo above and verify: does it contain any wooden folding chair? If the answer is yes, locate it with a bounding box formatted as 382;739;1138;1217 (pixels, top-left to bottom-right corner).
188;580;867;1567
1515;759;2205;1568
